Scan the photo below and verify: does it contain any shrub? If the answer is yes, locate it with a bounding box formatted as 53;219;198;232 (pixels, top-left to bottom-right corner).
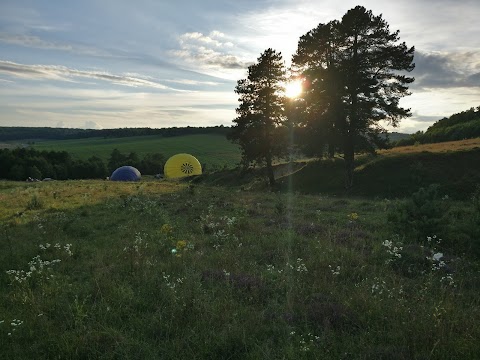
26;194;44;210
387;184;449;242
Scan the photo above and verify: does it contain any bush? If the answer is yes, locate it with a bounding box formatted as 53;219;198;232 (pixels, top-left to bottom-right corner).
387;184;449;242
26;194;44;210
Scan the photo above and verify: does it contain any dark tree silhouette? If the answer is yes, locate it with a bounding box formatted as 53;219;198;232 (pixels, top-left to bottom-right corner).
228;48;287;187
108;149;128;172
293;6;415;189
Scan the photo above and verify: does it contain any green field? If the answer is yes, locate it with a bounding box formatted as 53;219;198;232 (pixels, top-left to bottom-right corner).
18;134;480;201
31;134;241;169
0;179;479;359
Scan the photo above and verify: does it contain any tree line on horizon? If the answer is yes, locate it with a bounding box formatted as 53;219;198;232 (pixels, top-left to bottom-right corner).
0;148;166;181
0;125;230;142
228;5;415;189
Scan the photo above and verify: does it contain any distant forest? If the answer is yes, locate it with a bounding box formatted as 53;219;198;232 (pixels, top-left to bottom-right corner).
0;125;230;142
0;147;165;181
394;106;480;146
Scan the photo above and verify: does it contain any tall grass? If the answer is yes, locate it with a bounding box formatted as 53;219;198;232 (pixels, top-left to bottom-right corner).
0;180;479;359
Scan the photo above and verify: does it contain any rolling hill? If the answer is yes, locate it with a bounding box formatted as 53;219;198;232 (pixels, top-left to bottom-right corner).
30;134;241;170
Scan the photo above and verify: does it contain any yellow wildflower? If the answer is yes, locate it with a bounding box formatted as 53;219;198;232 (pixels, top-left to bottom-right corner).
176;240;187;250
348;212;359;221
160;224;173;234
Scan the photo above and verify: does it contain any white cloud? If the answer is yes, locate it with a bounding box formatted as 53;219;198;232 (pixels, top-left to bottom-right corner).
172;31;252;75
84;121;102;129
0;60;177;90
0;33;114;57
163;78;221;86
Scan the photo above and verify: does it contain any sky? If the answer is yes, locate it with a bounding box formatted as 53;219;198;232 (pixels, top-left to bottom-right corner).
0;0;479;134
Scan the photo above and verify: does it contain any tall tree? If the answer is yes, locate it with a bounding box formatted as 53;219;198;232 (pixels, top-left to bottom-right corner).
292;20;345;158
293;6;415;189
228;48;287;186
108;148;127;172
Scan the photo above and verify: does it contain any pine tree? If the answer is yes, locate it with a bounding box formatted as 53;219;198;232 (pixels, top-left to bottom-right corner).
293;6;415;189
228;48;287;187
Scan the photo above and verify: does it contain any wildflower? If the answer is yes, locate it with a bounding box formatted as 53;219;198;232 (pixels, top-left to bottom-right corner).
176;240;187;250
296;258;308;273
433;252;443;261
171;248;177;255
329;265;341;276
64;244;73;256
441;274;456;287
160;224;173;234
383;237;403;264
348;212;359;221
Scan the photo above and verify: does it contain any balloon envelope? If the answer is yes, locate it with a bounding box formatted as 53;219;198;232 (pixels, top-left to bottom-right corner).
164;153;202;179
110;166;141;181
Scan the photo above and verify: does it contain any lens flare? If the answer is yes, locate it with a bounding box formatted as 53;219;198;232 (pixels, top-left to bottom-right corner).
285;80;302;98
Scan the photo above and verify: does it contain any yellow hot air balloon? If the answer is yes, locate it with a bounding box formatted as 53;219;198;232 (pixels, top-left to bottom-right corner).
164;153;202;179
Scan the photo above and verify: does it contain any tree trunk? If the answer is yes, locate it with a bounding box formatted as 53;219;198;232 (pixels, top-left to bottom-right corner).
328;143;335;158
265;152;276;187
344;133;354;191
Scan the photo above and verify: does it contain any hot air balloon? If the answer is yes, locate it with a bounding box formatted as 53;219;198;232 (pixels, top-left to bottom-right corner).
164;153;202;179
110;166;141;181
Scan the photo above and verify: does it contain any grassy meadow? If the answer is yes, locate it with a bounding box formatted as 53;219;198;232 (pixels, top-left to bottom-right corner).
382;137;480;155
1;178;479;359
31;134;241;170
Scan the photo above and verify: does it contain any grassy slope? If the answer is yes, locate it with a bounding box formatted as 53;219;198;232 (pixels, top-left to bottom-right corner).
381;137;480;155
279;138;480;199
0;180;479;359
31;134;241;169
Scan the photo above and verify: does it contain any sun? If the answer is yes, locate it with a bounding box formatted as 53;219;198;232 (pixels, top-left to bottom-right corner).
285;79;303;98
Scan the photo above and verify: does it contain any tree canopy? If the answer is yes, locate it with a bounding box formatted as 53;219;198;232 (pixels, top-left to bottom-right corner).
292;6;415;188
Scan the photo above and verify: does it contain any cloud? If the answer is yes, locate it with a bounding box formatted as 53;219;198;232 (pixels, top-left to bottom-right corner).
179;31;233;48
163;78;221;86
0;60;177;90
83;121;102;129
171;31;251;70
410;112;444;123
0;33;114;57
413;50;480;89
0;82;238;129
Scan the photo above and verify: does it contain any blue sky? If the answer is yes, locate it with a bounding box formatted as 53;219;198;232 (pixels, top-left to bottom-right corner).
0;0;479;133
